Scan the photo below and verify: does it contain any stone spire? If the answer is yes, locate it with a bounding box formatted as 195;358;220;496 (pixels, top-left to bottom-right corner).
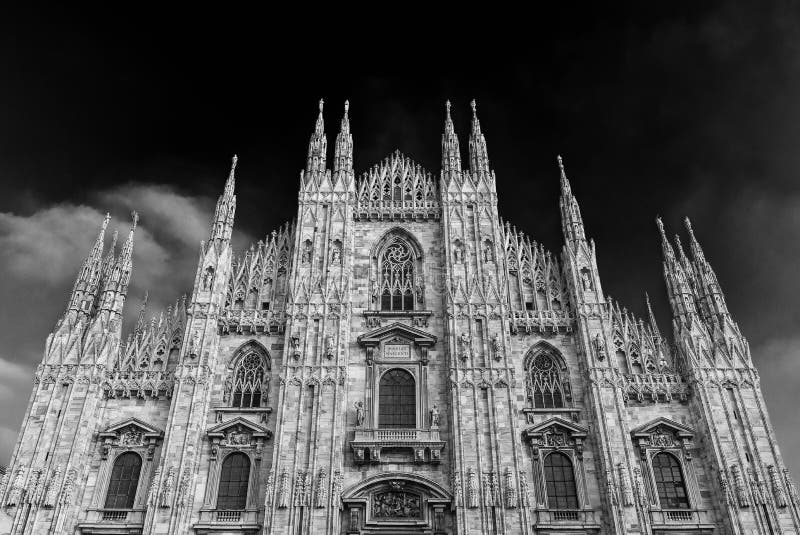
97;212;138;316
441;100;462;178
333;100;353;176
645;292;662;341
66;213;110;315
209;156;238;243
468;99;490;177
306;98;327;175
656;217;699;322
558;155;587;246
684;217;731;320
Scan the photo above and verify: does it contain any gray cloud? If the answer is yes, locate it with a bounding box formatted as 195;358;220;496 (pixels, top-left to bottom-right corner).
0;183;256;465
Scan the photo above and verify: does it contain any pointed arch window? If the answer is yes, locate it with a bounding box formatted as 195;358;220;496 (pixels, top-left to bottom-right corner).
652;452;690;509
232;350;267;408
379;238;417;312
104;452;142;509
526;351;566;409
544;452;578;509
217;453;250;510
378;369;416;428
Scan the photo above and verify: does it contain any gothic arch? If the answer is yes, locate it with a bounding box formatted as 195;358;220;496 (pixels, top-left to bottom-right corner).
370;228;425;312
227;340;271;370
523;341;568;372
225;340;271;408
370;226;424;260
523;342;571;409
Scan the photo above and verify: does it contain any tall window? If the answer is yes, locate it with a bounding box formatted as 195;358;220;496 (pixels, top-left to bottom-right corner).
652;452;690;509
544;452;578;509
379;369;416;428
217;453;250;510
527;352;566;408
104;452;142;509
232;352;267;408
379;239;416;311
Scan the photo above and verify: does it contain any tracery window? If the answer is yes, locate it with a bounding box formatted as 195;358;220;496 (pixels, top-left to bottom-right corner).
378;369;416;428
104;452;142;509
232;351;267;408
527;352;566;409
652;452;690;509
217;452;250;510
379;239;416;312
543;452;579;509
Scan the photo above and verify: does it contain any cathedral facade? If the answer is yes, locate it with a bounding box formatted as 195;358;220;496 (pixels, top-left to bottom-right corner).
1;100;799;535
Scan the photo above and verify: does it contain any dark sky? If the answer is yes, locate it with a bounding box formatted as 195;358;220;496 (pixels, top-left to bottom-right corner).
2;5;800;476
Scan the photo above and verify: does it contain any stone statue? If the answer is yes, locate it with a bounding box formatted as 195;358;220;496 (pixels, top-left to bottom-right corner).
594;333;606;360
355;401;365;427
491;333;502;360
459;332;472;362
331;245;341;265
325;335;335;359
430;405;440;427
454;245;464;264
581;268;593;291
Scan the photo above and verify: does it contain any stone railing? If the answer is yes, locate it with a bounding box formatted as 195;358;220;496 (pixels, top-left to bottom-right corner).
509;310;574;334
219;309;287;335
354;200;441;222
622;373;688;403
650;509;714;528
195;509;262;529
532;509;599;527
80;508;145;526
351;428;445;464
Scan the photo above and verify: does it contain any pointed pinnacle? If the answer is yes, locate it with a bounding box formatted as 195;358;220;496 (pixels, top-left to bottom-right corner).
224;155;238;195
684;216;707;264
315;98;325;133
557;155;572;195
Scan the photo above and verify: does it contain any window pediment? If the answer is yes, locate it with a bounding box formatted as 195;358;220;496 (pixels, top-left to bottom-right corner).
359;322;436;364
207;416;272;443
523;417;588;449
358;322;437;347
99;417;164;440
631;417;694;445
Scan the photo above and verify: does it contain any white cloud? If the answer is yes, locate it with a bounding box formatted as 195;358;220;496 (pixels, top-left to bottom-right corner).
0;182;257;465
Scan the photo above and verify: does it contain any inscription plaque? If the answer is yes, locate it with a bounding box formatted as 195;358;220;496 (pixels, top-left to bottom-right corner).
383;344;411;360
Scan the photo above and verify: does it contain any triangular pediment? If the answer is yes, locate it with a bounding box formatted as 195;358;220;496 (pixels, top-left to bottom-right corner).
99;417;163;439
522;416;588;439
357;321;437;347
207;416;271;439
631;417;694;439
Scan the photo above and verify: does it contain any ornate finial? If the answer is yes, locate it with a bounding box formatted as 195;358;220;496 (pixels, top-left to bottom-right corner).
344;100;349;113
446;100;451;113
131;211;139;229
557;155;564;171
103;212;111;229
319;98;324;112
230;154;238;173
684;216;696;239
471;99;477;114
655;216;665;237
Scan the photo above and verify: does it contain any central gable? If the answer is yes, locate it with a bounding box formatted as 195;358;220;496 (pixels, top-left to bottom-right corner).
355;150;440;222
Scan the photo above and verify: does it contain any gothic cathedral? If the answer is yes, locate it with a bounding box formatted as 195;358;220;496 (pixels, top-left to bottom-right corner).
2;100;799;535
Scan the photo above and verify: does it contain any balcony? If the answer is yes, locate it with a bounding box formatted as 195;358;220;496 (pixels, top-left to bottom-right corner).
351;428;445;464
532;509;600;531
650;509;715;531
194;509;262;533
77;509;145;534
